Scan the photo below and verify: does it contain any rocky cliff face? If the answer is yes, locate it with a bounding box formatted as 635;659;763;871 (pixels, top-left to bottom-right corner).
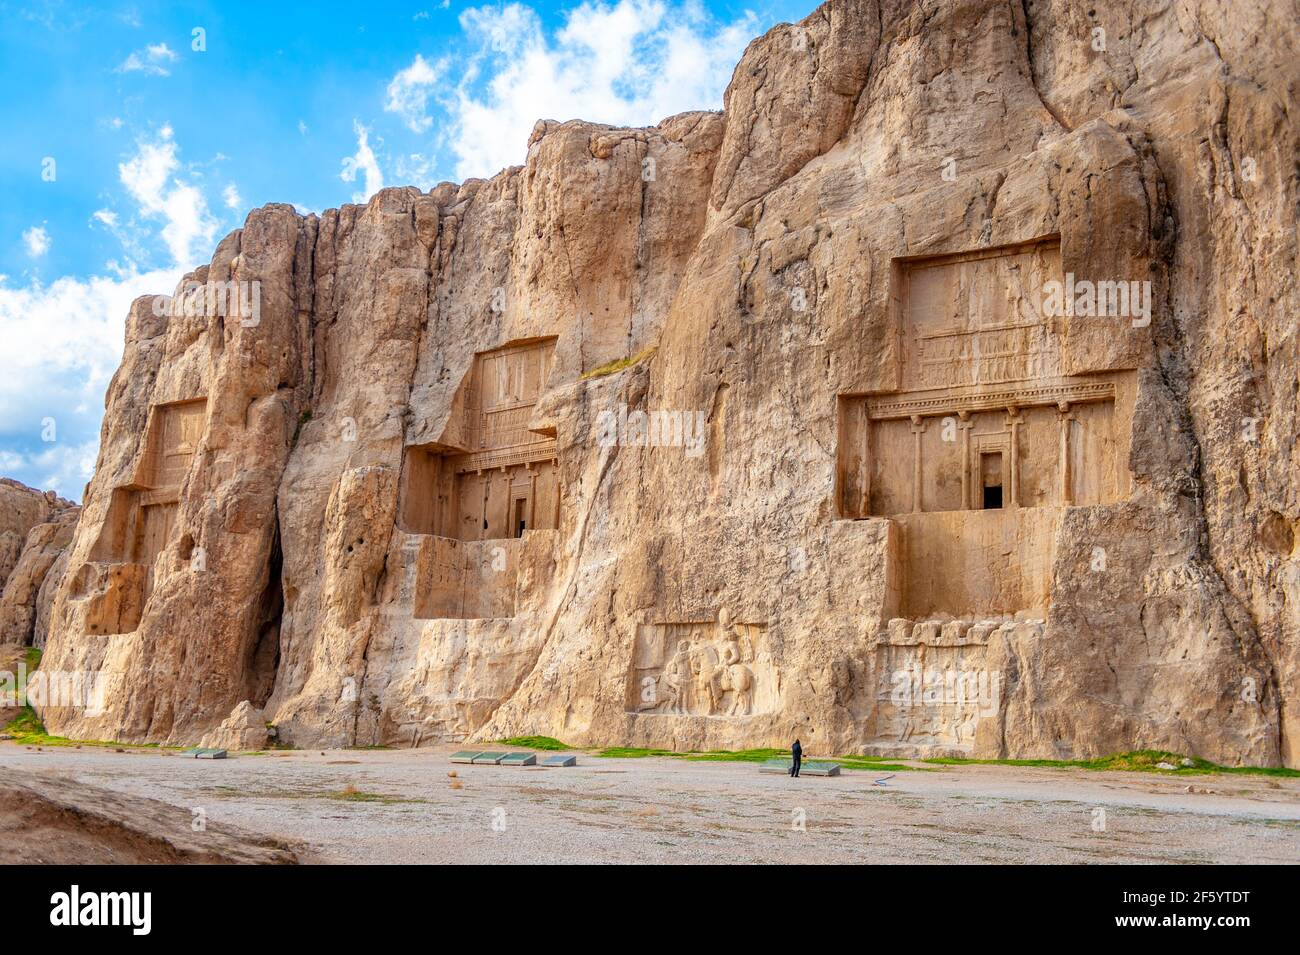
35;0;1299;765
0;479;78;648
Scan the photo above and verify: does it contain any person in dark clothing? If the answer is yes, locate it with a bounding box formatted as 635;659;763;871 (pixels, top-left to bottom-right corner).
789;738;802;778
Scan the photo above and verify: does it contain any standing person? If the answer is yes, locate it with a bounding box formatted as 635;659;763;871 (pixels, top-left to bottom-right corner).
790;738;802;778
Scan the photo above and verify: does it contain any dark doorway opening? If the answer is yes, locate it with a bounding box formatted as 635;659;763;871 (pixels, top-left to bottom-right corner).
981;452;1004;510
513;498;528;538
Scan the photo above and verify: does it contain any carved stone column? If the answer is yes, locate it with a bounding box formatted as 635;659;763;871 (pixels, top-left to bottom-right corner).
859;400;872;517
910;414;926;513
1057;401;1074;505
958;411;973;509
1006;405;1024;507
527;463;537;529
499;465;511;536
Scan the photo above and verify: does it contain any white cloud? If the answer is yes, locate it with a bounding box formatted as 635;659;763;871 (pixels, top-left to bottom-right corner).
1;122;226;501
393;152;441;190
118;125;219;267
0;266;183;499
0;440;100;501
445;0;755;179
385;53;446;133
340;122;385;203
117;41;179;76
23;226;50;258
223;183;243;210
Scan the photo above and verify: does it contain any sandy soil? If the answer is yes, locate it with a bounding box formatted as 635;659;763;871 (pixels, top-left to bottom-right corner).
0;767;299;864
2;743;1297;864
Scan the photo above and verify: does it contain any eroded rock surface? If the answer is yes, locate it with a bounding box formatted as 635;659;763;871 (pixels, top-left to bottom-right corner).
34;0;1299;766
0;480;78;647
199;700;270;752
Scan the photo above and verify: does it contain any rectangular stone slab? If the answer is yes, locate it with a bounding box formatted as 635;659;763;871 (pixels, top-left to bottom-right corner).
471;751;507;764
499;752;537;766
759;759;839;776
801;761;840;776
178;747;227;759
449;751;482;764
540;754;577;767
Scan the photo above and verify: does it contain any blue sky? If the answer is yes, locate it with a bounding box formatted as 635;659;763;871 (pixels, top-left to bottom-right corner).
0;0;815;500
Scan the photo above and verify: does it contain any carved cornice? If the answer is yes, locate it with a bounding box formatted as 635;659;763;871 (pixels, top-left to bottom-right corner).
453;439;557;473
866;380;1114;420
139;488;180;507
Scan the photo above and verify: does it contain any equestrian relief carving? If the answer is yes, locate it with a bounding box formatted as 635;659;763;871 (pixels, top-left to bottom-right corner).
627;609;778;717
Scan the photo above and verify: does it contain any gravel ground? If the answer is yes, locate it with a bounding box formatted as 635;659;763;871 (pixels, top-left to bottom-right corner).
3;743;1298;864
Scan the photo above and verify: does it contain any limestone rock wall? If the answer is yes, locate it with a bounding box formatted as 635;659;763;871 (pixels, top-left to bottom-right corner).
0;480;78;647
0;480;72;588
35;0;1299;765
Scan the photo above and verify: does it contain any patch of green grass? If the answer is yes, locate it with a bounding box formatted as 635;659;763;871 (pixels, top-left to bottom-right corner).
923;749;1300;779
593;746;916;772
0;706;158;749
4;706;52;742
327;784;425;805
834;756;915;773
678;747;790;763
0;647;42;706
1;705;172;750
497;735;573;751
579;347;656;380
1;654;162;748
210;782;425;804
596;746;678;759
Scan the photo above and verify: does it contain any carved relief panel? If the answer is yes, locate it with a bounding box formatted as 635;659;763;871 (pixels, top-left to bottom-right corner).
138;399;205;489
869;622;1003;750
901;242;1063;390
471;340;556;454
626;610;778;717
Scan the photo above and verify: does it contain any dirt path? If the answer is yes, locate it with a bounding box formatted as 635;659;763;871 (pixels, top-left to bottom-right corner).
2;744;1297;864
